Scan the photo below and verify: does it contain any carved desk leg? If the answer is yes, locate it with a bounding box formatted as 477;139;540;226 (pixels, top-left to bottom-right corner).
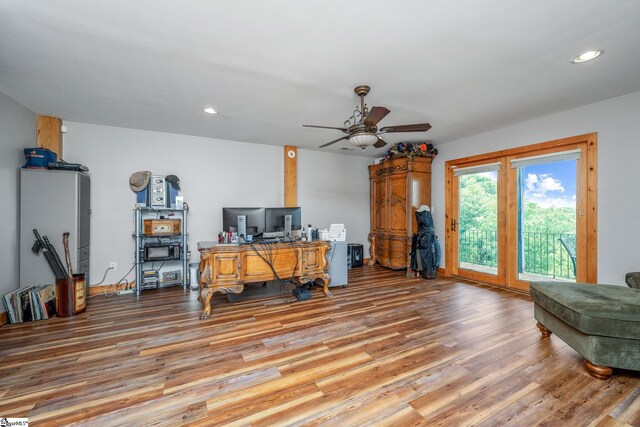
299;273;333;298
199;287;213;320
319;273;332;297
199;261;213;319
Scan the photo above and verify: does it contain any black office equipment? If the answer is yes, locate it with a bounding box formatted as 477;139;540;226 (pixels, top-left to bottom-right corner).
265;207;301;239
348;243;364;268
222;207;266;238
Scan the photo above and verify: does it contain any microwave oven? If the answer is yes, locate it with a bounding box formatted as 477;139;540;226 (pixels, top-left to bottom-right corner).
142;242;182;261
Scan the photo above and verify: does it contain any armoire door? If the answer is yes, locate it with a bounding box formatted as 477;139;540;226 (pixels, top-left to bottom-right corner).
388;174;407;235
371;176;388;233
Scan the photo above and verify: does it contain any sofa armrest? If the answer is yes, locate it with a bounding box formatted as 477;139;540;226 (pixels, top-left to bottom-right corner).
625;272;640;289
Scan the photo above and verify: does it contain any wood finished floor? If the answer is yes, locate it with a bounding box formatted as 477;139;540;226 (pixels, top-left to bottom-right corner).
1;265;639;426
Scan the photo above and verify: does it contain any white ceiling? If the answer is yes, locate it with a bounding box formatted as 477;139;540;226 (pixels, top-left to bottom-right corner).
1;1;640;156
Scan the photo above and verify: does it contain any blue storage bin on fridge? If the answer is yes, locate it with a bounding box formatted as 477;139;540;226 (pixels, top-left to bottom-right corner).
23;147;57;169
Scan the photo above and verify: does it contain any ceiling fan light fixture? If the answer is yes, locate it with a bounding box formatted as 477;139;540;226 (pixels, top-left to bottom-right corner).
305;85;431;149
349;133;378;149
571;50;603;63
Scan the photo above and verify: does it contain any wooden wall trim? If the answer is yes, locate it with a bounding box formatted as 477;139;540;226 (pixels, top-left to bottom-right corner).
36;115;63;156
444;165;454;276
446;133;596;168
586;134;598;283
88;282;134;296
284;145;297;207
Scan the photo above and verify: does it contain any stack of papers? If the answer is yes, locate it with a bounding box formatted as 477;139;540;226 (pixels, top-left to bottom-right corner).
329;224;346;241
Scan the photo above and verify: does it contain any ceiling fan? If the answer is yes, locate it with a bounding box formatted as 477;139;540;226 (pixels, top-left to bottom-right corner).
303;85;431;150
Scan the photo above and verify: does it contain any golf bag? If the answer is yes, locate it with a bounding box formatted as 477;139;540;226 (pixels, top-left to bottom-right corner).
410;207;441;279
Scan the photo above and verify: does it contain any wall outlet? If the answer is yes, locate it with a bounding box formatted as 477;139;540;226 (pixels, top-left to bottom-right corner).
110;262;117;270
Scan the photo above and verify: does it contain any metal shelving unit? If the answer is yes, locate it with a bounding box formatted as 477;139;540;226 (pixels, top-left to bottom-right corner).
133;206;189;296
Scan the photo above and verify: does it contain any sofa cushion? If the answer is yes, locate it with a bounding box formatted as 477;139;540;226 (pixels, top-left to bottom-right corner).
530;281;640;340
626;272;640;289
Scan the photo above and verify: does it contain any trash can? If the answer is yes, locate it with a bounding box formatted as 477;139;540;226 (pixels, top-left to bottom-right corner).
348;244;364;268
189;262;200;290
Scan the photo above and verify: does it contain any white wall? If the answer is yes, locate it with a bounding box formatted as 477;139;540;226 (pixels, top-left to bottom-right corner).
432;89;640;285
298;148;372;246
0;92;35;310
63;122;371;286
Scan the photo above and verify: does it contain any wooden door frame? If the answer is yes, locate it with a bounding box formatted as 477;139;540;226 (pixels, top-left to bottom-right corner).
445;133;598;287
446;158;506;286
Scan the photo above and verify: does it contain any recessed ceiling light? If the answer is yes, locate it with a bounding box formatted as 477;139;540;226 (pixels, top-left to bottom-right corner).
571;50;603;64
203;107;218;115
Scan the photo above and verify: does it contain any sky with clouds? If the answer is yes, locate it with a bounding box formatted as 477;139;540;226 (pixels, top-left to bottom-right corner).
523;160;576;209
476;160;577;209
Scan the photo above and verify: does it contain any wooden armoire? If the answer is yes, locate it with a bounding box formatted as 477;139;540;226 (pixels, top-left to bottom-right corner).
368;157;432;270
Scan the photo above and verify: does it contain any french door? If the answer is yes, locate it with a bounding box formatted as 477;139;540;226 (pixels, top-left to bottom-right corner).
446;134;597;290
450;160;505;286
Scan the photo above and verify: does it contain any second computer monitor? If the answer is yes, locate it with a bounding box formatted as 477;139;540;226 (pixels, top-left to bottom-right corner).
265;207;301;239
222;207;266;237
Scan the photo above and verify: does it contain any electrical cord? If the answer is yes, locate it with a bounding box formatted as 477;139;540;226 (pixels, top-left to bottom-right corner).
93;266;115;286
249;240;304;304
87;265;116;298
250;241;282;282
102;263;136;297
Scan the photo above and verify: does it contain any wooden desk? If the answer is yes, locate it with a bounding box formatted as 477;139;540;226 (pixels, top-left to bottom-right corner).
197;240;332;319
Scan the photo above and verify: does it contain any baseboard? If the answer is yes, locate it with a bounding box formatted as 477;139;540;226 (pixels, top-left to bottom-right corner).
362;259;443;276
89;282;135;296
0;311;7;327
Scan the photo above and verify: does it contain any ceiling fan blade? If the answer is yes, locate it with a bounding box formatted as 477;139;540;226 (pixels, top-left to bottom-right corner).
373;138;387;149
303;124;348;132
319;136;349;148
364;106;391;127
379;123;432;133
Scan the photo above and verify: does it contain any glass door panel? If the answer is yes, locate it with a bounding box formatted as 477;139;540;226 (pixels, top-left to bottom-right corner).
447;136;595;290
516;159;577;282
458;170;499;275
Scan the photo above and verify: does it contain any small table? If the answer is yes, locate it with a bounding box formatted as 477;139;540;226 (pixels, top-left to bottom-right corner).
197;240;332;319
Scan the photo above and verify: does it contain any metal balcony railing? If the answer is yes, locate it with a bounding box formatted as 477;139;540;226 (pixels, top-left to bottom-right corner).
459;229;576;280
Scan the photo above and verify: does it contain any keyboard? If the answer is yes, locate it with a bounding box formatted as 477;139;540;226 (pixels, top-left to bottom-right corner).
257;238;281;244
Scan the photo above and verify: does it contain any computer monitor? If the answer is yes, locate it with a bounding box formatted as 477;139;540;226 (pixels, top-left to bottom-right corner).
265;207;302;240
222;207;266;240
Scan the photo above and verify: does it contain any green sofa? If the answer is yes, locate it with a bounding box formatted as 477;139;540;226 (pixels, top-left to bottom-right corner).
530;273;640;379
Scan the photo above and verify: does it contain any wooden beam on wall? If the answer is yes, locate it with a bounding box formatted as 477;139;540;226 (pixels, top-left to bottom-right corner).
36;115;63;157
586;133;598;283
284;145;297;207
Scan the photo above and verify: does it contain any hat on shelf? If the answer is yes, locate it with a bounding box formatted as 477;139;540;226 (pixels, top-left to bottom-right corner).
129;171;151;192
166;174;181;190
416;205;430;212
